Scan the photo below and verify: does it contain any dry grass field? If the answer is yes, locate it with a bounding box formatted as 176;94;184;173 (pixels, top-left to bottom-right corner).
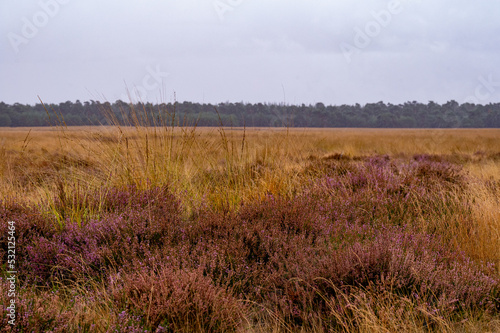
1;124;499;332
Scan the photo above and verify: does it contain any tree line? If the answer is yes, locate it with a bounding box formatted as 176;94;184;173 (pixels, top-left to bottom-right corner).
0;99;499;128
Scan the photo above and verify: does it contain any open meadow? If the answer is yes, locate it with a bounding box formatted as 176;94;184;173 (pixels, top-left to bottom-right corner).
1;125;500;332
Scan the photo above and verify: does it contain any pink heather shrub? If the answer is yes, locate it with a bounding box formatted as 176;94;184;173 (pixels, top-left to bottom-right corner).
207;197;498;325
111;266;247;332
0;199;56;254
0;280;144;332
0;200;58;284
309;155;470;228
0;281;68;332
106;311;145;333
21;185;183;283
1;157;498;331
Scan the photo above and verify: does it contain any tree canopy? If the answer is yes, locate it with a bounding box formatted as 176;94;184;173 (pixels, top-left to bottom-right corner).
0;100;499;128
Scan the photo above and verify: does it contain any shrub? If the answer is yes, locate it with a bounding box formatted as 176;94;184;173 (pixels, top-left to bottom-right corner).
111;266;247;332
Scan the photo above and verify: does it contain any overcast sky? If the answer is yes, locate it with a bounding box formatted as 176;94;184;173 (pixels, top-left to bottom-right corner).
1;0;500;106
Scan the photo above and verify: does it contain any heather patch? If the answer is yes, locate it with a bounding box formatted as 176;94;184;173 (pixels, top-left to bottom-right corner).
1;155;499;331
110;266;247;332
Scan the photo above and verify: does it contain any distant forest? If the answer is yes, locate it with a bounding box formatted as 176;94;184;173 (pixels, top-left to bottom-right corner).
1;100;500;128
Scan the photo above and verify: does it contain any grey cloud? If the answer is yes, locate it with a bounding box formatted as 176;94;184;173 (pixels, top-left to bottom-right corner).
1;0;499;106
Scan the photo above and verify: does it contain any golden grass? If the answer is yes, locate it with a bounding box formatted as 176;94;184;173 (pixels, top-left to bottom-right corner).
1;126;499;222
1;127;499;194
466;181;500;265
1;126;498;214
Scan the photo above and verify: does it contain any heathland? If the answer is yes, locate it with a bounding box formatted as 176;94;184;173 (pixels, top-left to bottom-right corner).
0;124;499;332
